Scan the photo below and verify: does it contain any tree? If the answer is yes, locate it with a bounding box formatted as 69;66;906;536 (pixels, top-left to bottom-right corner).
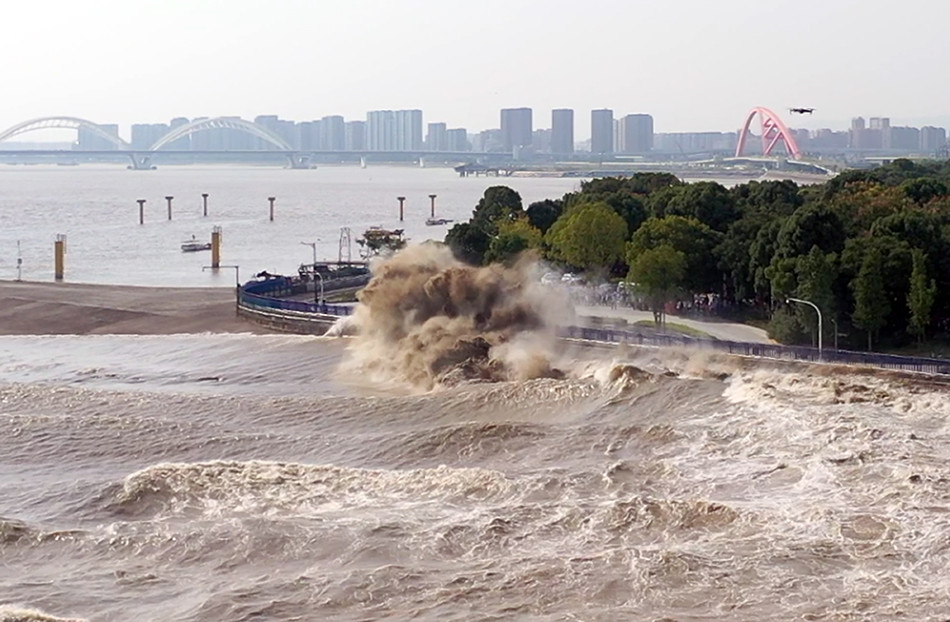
652;181;739;233
907;249;937;343
900;177;947;206
626;215;722;294
775;203;846;259
731;179;802;217
852;247;890;351
628;245;686;326
795;246;838;348
444;222;491;266
525;199;563;234
470;186;524;234
545;202;628;272
484;218;543;265
562;178;648;236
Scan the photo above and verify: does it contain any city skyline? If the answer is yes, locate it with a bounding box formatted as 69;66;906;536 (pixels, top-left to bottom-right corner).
10;108;942;160
3;0;949;140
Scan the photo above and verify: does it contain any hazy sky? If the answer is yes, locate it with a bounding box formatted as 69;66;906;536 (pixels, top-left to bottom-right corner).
3;0;949;140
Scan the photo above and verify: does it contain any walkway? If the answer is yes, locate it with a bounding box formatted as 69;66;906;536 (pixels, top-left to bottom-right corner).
573;304;774;344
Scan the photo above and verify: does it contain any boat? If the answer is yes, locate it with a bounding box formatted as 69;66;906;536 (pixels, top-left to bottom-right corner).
425;217;453;226
181;235;212;252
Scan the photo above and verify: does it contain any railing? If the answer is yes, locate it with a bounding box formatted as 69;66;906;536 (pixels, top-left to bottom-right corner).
236;281;950;376
559;326;950;376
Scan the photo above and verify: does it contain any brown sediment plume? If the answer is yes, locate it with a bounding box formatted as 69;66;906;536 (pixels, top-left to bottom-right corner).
342;244;573;390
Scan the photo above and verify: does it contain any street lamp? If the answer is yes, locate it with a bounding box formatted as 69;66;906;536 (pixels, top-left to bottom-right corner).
787;297;822;354
300;241;317;266
300;241;323;305
314;271;324;307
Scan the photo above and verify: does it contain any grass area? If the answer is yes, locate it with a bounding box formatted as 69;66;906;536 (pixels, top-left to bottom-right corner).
885;337;950;359
634;320;712;339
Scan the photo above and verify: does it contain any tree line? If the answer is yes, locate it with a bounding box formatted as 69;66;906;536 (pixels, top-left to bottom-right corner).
444;159;950;351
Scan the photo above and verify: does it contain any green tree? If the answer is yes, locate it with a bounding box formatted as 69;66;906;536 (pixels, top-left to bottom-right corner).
470;186;524;233
775;203;846;258
444;222;491;266
525;199;563;234
900;177;947;206
907;249;937;343
852;247;890;351
794;246;838;348
628;245;686;326
545;202;628;272
653;181;739;232
626;215;722;294
484;218;543;265
562;178;648;237
731;179;802;217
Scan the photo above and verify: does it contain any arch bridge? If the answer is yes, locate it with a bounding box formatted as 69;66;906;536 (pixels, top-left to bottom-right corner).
0;116;311;169
735;107;803;160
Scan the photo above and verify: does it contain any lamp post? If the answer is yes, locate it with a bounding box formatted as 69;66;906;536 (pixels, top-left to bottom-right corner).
300;241;323;304
314;271;324;308
204;264;240;314
300;241;317;266
787;297;822;354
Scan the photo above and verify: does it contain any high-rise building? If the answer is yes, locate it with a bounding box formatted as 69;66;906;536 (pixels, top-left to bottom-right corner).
394;109;423;151
551;109;574;155
130;123;169;150
77;123;120;150
920;126;947;152
500;108;533;151
532;128;551;153
167;117;191;150
345;121;365;151
885;126;919;151
366;110;395;150
297;121;320;150
446;128;469;152
368;110;422;151
591;109;613;154
620;113;654;154
254;115;296;148
426;122;448;151
319;115;345;150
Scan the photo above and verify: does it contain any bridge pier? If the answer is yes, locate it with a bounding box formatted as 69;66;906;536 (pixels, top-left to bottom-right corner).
127;153;154;170
286;153;314;169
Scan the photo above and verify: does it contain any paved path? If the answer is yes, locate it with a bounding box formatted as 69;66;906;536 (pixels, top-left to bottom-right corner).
573;304;774;344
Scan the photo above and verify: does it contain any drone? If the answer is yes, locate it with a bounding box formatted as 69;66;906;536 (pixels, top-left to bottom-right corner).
789;107;815;114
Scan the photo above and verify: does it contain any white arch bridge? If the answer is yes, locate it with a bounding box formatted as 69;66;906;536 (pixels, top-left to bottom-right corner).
0;116;313;169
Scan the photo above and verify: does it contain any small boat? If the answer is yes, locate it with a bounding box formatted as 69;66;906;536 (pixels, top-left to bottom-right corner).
181;236;212;252
425;217;453;226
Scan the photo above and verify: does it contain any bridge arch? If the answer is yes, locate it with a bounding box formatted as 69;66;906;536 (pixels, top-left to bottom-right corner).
735;107;802;160
0;116;131;149
150;117;293;151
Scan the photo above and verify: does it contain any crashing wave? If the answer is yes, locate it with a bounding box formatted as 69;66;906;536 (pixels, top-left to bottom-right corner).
339;245;572;390
0;607;88;622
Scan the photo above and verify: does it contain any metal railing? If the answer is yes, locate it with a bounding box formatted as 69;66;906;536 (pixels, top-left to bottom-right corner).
236;282;950;376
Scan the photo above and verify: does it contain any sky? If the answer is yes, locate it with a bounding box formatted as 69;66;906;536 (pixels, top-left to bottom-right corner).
2;0;949;141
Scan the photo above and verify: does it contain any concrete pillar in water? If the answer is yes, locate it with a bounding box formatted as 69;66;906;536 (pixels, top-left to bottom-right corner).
54;234;66;281
397;196;406;222
201;193;209;217
211;226;222;268
165;196;174;220
429;194;437;218
268;197;276;222
137;199;146;225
